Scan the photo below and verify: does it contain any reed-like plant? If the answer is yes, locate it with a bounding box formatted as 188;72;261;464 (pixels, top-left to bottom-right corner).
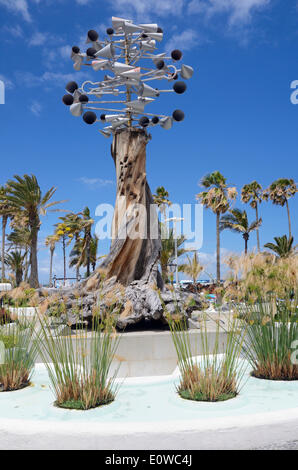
237;296;298;380
0;320;38;391
167;309;247;402
38;314;121;410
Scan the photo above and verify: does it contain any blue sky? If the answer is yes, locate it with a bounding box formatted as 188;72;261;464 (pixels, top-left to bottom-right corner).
0;0;297;283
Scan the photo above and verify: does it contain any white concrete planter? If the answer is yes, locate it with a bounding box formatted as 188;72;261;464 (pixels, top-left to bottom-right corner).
0;361;297;450
0;283;12;292
8;307;39;323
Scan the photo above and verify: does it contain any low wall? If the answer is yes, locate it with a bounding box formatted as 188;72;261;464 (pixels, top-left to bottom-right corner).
35;329;228;377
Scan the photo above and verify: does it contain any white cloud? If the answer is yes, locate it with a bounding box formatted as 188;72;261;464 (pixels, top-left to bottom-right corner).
108;0;184;21
42;44;72;69
28;31;48;46
165;29;200;54
16;70;89;88
29;100;42;116
0;74;14;89
58;45;72;59
188;0;270;25
28;31;63;49
0;0;31;22
78;177;114;188
2;24;23;37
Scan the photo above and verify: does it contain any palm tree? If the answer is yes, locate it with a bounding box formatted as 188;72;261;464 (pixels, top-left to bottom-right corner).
79;207;94;277
153;186;172;218
241;181;264;252
180;252;204;287
0;185;15;281
69;234;98;274
220;209;262;254
45;235;58;287
5;175;65;288
59;212;84;280
5;250;26;286
90;235;98;271
7;226;31;282
264;178;297;239
160;226;189;282
264;235;296;258
54;222;74;286
197;171;237;283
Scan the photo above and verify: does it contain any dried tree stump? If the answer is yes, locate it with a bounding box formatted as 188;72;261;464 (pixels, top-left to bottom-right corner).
100;128;162;287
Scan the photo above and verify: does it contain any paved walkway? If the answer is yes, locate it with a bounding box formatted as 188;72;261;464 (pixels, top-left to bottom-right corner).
253;440;298;450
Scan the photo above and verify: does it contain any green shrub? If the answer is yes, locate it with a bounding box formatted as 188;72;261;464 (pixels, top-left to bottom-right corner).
237;296;298;380
163;290;247;402
0;321;38;391
37;315;121;410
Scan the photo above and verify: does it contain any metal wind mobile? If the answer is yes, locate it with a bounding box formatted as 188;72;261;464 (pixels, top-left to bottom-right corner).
62;16;194;137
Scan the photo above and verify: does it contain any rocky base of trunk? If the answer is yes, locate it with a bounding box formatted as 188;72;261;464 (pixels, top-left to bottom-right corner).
37;274;202;330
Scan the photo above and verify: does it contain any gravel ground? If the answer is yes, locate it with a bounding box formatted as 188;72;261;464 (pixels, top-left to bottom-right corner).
252;440;298;450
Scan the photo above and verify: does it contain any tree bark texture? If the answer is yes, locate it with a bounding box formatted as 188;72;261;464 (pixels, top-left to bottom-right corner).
100;129;162;287
1;215;7;281
29;224;39;288
216;211;220;284
255;204;260;252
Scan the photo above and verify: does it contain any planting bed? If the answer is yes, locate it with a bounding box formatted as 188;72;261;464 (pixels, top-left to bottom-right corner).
0;358;297;450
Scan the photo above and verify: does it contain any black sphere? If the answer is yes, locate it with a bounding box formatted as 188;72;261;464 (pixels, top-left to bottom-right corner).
173;81;187;94
72;46;80;54
172;109;185;122
151;116;159;125
141;33;148;39
62;94;74;106
157;27;163;33
171;49;183;61
106;27;114;35
83;111;97;125
86;47;97;57
139;116;150;127
100;114;106;121
79;94;89;103
65;81;78;94
156;60;165;70
87;29;99;42
171;72;179;80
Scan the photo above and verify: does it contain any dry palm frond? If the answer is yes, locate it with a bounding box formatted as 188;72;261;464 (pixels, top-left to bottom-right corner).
120;300;133;319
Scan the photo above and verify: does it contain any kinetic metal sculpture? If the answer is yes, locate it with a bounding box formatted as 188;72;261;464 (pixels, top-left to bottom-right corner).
63;17;193;287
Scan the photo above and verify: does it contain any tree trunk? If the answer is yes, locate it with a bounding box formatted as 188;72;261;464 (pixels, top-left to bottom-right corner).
286;199;292;239
255;204;260;252
24;251;30;283
100;129;162;287
86;230;91;278
63;236;66;287
243;233;249;255
16;268;23;287
75;234;80;281
29;226;39;288
49;247;54;287
1;215;7;281
216;211;220;284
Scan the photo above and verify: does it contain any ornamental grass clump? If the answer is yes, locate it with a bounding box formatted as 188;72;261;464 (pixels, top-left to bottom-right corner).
237;296;298;381
38;314;121;410
167;312;247;402
0;320;38;392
